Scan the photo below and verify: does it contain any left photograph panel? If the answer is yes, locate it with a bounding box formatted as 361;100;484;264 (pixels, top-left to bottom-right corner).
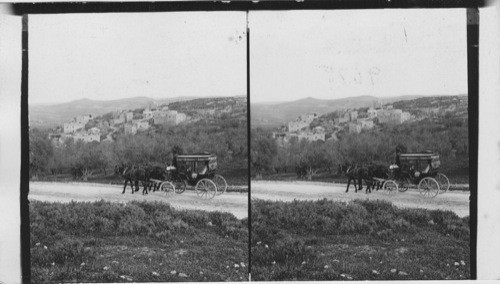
28;12;249;282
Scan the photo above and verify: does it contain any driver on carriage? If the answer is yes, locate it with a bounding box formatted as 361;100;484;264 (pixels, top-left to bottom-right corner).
389;146;405;172
166;153;178;172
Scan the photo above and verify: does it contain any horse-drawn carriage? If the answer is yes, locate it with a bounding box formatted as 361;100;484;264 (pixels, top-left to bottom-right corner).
118;153;227;199
153;153;227;199
381;152;450;198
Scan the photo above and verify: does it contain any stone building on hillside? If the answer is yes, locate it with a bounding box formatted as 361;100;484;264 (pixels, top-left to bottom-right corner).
152;110;187;126
124;123;137;135
367;107;377;118
113;113;126;125
143;108;156;119
63;114;93;133
377;109;411;125
349;122;362;134
288;113;318;132
359;119;374;130
125;112;134;122
349;110;358;121
288;120;309;132
291;131;325;142
136;120;150;131
335;116;349;125
88;127;101;135
73;132;100;143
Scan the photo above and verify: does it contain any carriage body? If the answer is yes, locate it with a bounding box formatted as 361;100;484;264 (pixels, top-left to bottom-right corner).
173;154;218;186
383;152;449;197
167;153;227;199
394;152;441;182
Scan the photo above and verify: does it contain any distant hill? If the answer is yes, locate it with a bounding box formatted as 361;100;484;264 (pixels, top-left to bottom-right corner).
168;96;247;120
251;95;427;128
29;96;197;128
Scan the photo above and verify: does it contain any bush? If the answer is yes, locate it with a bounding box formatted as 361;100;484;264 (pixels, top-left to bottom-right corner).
338;204;369;234
399;208;433;227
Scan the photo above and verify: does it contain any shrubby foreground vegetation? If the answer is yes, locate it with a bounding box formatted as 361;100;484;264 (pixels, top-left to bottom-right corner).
251;199;470;280
30;201;248;282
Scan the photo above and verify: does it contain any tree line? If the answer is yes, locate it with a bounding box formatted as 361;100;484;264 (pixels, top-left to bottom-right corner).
29;117;248;181
251;116;469;180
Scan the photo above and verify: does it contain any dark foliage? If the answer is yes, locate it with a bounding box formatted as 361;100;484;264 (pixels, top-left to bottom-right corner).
30;201;248;282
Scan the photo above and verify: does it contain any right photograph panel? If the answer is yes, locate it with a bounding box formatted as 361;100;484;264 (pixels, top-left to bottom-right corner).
250;9;470;280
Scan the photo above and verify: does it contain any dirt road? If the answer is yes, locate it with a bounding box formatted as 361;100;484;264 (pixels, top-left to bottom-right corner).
29;182;249;219
252;180;470;217
29;180;470;219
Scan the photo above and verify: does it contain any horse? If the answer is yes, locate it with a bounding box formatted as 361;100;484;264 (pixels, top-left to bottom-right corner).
339;163;372;193
114;164;148;194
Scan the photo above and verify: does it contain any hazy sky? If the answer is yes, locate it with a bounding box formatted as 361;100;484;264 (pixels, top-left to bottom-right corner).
29;9;467;105
29;12;247;104
250;9;468;103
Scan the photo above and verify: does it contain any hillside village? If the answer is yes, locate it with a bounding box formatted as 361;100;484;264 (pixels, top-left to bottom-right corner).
272;96;467;146
46;97;246;146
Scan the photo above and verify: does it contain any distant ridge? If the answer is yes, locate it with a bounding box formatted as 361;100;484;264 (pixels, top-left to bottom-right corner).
29;96;198;127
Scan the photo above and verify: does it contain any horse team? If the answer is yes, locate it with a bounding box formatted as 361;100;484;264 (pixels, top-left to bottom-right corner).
114;164;167;194
339;163;388;194
115;162;388;195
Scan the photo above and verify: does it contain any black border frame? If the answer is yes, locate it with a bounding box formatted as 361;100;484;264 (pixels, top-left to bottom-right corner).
13;0;484;14
18;1;480;282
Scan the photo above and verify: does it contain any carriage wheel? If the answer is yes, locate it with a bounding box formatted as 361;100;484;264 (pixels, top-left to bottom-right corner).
436;173;450;194
398;178;410;192
160;182;175;196
195;179;217;200
382;180;398;195
213;174;227;195
418;177;440;198
173;180;187;194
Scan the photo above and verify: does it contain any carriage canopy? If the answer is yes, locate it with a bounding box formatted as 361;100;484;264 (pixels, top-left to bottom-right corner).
398;152;441;170
175;154;218;171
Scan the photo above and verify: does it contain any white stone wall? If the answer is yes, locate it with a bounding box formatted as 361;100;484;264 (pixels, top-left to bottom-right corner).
125;112;134;122
73;133;100;143
136;121;150;130
349;123;362;133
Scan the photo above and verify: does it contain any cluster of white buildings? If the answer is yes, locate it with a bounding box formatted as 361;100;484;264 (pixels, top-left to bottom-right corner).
56;105;191;144
63;114;93;133
113;112;134;125
152;110;187;126
58;114;101;144
348;119;375;134
272;113;326;144
329;110;375;134
291;126;326;142
339;106;410;134
274;104;413;144
72;131;101;143
49;127;101;145
288;113;318;132
376;107;411;125
335;110;358;125
117;106;188;135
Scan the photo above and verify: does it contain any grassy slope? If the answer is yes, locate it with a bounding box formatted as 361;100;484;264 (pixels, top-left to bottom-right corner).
251;199;470;281
30;201;248;282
